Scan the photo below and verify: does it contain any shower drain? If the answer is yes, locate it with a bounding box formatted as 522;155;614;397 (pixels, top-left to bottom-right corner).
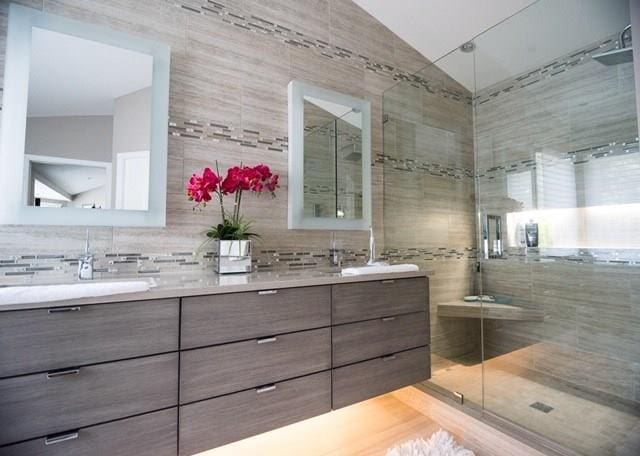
530;401;554;413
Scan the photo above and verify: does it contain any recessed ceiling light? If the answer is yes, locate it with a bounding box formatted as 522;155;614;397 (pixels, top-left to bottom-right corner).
459;42;475;53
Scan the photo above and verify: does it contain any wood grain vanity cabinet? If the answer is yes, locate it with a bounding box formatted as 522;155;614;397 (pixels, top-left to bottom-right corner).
0;353;178;445
181;286;331;348
331;278;430;409
0;275;429;456
179;372;332;455
332;277;428;324
332;312;429;367
0;298;179;378
332;347;430;409
0;409;178;456
180;327;331;403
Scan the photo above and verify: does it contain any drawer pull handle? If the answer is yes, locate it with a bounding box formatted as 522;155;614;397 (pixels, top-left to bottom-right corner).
48;307;81;314
257;336;277;344
47;368;80;379
381;280;395;284
382;354;397;362
256;384;277;394
381;316;396;322
258;290;278;295
45;431;79;445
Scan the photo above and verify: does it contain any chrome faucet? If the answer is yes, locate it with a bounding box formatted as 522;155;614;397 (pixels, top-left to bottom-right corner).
366;227;387;266
78;229;94;280
329;232;342;268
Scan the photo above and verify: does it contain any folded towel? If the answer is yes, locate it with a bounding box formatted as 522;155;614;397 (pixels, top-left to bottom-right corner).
341;264;419;276
0;279;155;306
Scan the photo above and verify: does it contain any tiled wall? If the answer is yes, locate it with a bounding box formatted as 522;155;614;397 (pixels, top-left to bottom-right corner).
0;0;440;273
382;63;479;362
475;34;640;405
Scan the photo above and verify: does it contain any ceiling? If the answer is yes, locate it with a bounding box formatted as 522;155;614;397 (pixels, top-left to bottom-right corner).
27;27;153;117
353;0;631;90
32;162;108;196
305;96;362;129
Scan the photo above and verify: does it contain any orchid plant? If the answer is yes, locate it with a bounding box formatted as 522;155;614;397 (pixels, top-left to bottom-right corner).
186;162;279;242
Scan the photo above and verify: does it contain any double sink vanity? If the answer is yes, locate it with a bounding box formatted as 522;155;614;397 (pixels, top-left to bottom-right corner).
0;6;429;455
0;271;430;456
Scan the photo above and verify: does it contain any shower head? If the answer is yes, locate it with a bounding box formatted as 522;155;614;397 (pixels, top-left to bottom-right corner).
592;25;633;66
592;47;633;65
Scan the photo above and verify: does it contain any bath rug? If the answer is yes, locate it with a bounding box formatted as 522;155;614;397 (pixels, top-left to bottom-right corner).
386;429;475;456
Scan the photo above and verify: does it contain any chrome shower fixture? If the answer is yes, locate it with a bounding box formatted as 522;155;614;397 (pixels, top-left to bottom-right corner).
592;24;633;66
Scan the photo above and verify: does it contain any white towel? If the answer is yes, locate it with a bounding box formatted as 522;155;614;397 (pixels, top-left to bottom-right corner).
0;279;155;306
341;264;419;276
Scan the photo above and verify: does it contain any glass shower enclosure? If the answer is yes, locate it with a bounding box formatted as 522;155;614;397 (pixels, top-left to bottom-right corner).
382;1;639;454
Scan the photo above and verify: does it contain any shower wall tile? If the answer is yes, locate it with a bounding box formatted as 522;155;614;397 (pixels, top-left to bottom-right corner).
476;34;640;405
427;258;479;359
482;258;640;405
328;0;395;66
383;67;478;363
475;38;637;182
244;0;331;44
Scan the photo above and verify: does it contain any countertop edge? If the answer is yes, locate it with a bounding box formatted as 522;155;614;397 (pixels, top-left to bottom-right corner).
0;270;428;312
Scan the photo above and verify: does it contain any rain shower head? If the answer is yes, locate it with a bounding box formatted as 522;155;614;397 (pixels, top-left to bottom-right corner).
592;25;633;66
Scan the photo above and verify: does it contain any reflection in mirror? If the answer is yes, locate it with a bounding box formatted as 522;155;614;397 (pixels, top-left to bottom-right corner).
288;80;371;230
24;27;152;211
303;96;363;220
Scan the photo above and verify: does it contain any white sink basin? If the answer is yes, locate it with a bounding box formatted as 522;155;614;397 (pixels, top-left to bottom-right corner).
341;264;419;276
0;278;156;306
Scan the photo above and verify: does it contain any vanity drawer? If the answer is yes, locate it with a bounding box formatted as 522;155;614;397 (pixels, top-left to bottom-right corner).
0;353;178;445
332;346;430;409
179;371;331;456
0;298;179;378
180;327;331;403
332;277;427;324
0;408;177;456
332;312;429;367
181;286;331;348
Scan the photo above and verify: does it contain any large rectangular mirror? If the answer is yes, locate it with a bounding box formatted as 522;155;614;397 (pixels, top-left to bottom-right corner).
288;81;371;230
0;4;170;226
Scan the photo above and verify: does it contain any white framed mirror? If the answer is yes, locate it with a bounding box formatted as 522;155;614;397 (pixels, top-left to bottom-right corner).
287;81;372;230
0;4;170;226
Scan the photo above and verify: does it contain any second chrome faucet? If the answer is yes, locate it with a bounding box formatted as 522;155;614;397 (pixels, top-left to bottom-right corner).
78;229;94;280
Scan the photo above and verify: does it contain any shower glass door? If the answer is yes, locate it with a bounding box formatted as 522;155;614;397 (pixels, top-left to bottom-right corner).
384;0;640;454
382;35;481;409
474;1;640;454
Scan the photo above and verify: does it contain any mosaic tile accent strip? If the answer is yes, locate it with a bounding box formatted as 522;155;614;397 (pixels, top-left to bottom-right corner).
169;118;289;152
381;247;476;262
304;124;362;145
491;247;640;267
475;33;622;106
377;153;474;180
178;0;470;105
303;185;361;198
476;137;639;179
0;245;477;284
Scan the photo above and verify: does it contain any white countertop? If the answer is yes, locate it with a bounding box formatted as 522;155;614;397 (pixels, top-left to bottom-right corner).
0;269;428;311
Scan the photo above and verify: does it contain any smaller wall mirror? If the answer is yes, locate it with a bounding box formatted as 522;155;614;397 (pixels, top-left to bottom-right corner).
0;4;170;226
288;81;371;230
